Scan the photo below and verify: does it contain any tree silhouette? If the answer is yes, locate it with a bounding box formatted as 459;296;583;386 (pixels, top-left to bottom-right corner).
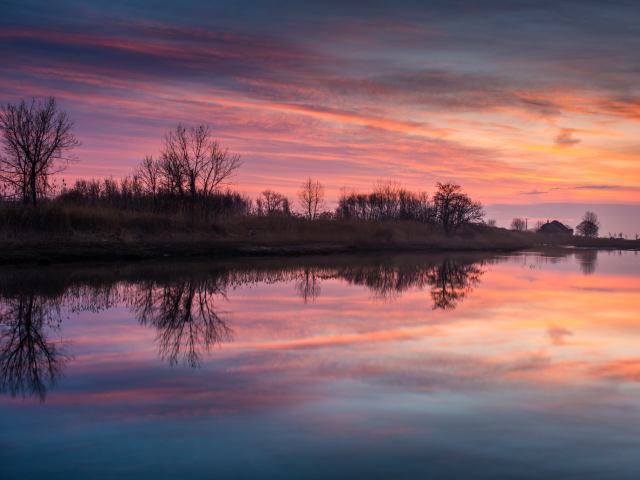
510;217;526;231
0;293;70;402
134;155;161;204
575;249;598;275
298;178;325;220
576;211;601;238
0;97;80;206
336;257;485;308
130;275;233;368
433;182;484;236
159;123;241;202
256;189;291;216
427;259;484;310
296;267;322;303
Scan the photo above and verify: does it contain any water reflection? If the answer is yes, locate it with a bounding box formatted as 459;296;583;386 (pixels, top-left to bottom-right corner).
0;292;70;402
0;249;611;401
427;259;484;310
296;267;322;303
575;249;598;275
2;249;640;479
131;276;233;367
335;257;485;307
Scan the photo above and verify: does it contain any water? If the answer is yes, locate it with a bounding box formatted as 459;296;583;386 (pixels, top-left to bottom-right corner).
1;249;639;479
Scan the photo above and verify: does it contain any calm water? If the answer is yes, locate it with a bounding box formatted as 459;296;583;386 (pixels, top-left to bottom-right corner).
1;249;639;479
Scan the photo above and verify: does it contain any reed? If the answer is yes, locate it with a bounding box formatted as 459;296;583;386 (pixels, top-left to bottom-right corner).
0;204;637;265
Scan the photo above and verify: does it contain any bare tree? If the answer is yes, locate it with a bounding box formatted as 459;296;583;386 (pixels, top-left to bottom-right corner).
369;180;401;220
0;151;28;202
510;217;526;231
576;211;601;238
336;183;432;222
433;182;484;237
256;189;290;216
0;97;80;206
298;178;325;220
485;219;497;228
159;123;241;202
134;155;161;202
534;219;545;231
202;141;242;196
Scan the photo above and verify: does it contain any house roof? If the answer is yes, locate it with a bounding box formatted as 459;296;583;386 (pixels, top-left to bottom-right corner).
539;220;573;234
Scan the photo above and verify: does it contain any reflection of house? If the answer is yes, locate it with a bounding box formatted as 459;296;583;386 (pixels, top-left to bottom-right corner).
539;220;573;235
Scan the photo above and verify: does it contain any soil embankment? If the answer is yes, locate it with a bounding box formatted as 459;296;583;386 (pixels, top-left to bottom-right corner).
1;205;637;265
1;233;637;266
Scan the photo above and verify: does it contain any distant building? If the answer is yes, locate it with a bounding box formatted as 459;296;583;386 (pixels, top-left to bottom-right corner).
538;220;573;235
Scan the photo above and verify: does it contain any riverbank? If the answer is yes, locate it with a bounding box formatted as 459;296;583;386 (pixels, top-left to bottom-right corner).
1;229;638;266
1;204;638;265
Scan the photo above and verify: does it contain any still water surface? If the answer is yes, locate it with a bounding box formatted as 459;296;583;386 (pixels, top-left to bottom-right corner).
1;249;639;479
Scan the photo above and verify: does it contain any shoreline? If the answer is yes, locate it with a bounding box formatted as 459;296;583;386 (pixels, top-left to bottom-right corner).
1;237;638;266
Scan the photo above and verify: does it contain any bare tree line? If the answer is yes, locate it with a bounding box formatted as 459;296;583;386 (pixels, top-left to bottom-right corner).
141;123;242;204
1;96;630;242
61;175;253;216
55;121;250;216
337;180;484;236
337;180;431;222
0;99;248;215
1;96;492;237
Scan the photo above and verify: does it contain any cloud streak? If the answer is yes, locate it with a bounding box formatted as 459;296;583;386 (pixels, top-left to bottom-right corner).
517;189;549;195
1;1;639;203
555;129;581;148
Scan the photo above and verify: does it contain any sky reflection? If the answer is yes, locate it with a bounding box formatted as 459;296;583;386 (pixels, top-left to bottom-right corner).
1;250;640;478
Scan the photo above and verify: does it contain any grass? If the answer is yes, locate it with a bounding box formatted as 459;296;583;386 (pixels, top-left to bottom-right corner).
0;204;637;265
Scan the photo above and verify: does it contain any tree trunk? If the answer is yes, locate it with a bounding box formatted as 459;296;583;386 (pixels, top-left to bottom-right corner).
30;167;38;207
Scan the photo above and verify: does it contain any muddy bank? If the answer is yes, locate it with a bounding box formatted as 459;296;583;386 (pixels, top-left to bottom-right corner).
1;236;638;266
0;240;532;266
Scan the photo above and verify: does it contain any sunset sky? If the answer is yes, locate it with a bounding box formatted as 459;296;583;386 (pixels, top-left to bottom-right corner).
1;1;639;232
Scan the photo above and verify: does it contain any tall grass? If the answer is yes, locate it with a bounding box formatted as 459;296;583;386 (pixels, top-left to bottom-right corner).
0;202;637;252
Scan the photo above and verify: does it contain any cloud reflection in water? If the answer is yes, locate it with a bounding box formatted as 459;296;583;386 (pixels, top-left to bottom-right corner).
0;250;640;478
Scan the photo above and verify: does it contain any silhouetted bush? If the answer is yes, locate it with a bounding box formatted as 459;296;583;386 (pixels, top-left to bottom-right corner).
58;177;252;218
336;181;433;222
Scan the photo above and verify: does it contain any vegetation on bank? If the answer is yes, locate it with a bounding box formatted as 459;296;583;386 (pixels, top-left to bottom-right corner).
0;96;637;264
0;202;637;266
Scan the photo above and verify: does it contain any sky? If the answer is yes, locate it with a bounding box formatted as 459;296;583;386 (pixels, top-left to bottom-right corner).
1;0;639;232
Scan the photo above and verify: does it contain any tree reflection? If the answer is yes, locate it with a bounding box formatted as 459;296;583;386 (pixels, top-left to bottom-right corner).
339;265;429;303
575;250;598;275
427;259;484;310
0;293;70;402
296;267;322;303
130;275;233;368
0;253;489;391
337;257;485;309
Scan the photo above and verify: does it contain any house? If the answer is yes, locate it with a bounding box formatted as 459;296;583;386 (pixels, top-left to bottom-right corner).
538;220;573;235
